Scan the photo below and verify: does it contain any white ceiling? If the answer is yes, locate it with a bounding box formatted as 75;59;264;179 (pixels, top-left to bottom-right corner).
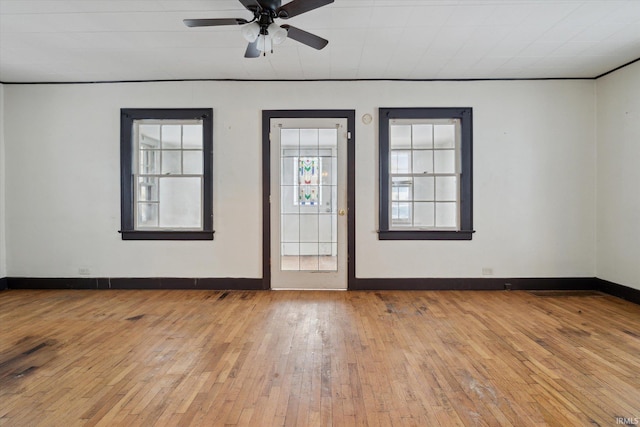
1;0;639;83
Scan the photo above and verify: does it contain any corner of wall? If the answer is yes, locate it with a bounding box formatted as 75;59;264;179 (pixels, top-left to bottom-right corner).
595;60;640;291
0;83;6;281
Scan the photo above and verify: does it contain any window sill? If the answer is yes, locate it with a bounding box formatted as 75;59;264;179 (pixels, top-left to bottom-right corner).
120;230;214;240
378;230;474;240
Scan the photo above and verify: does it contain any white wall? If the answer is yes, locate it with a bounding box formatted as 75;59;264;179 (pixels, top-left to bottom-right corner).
596;61;640;291
0;83;6;279
3;79;596;279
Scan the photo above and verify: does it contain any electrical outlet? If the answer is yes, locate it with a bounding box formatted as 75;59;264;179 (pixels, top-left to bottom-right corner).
78;268;90;276
482;267;493;276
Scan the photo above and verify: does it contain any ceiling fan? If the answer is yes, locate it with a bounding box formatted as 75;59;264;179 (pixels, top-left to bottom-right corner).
184;0;334;58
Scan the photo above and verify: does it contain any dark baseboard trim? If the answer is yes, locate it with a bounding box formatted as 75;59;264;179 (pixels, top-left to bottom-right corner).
7;277;265;291
5;277;638;306
352;277;601;291
597;278;640;305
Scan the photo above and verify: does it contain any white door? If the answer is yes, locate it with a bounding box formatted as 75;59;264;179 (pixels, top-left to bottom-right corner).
270;118;348;290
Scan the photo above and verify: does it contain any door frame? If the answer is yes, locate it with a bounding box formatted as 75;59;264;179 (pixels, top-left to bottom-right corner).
262;110;356;290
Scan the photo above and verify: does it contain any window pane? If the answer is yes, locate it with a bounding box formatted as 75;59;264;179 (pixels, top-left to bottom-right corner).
299;245;320;259
390;125;412;149
300;129;318;146
138;177;158;202
299;213;319;242
281;157;297;189
162;125;182;149
182;125;203;149
435;202;457;227
137;203;158;227
434;124;455;149
414;202;435;227
434;150;455;174
413;124;433;149
162;150;182;175
159;177;202;228
391;202;411;223
412;150;433;174
319;129;337;146
282;214;299;242
391;151;411;174
318;213;336;243
140;150;160;175
321;185;336;211
320;156;336;185
414;176;434;201
281;129;299;146
183;151;203;175
281;185;298;214
139;124;160;148
435;176;457;201
392;178;412;201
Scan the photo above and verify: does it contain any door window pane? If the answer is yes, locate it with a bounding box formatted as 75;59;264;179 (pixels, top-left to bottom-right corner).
280;127;338;272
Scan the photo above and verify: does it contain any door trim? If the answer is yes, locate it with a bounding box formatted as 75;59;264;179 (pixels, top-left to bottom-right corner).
262;110;356;290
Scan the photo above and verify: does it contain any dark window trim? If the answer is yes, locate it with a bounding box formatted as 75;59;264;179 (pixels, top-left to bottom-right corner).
262;110;356;290
379;107;473;240
120;108;214;240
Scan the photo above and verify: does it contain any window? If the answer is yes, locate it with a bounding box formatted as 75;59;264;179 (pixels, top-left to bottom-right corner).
379;107;473;240
120;108;213;240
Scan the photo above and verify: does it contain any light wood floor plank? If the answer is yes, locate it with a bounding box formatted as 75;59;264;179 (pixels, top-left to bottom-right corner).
1;289;639;426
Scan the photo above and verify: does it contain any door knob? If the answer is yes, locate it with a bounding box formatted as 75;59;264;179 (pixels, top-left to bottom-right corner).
338;209;346;216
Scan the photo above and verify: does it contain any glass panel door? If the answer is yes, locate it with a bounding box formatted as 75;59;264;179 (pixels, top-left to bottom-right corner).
270;118;347;289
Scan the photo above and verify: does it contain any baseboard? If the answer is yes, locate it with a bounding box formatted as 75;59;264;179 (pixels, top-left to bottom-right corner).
352;277;601;291
7;277;265;290
5;277;638;305
596;278;640;305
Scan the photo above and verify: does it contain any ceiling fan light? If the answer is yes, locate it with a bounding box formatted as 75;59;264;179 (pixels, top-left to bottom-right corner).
256;34;272;52
268;23;288;45
241;22;260;42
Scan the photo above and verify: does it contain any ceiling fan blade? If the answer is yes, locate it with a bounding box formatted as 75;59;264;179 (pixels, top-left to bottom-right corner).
183;18;248;27
238;0;261;12
245;40;261;58
276;0;334;19
281;25;328;50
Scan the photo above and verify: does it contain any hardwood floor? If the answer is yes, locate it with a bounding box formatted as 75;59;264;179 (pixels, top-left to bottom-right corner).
1;289;639;426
